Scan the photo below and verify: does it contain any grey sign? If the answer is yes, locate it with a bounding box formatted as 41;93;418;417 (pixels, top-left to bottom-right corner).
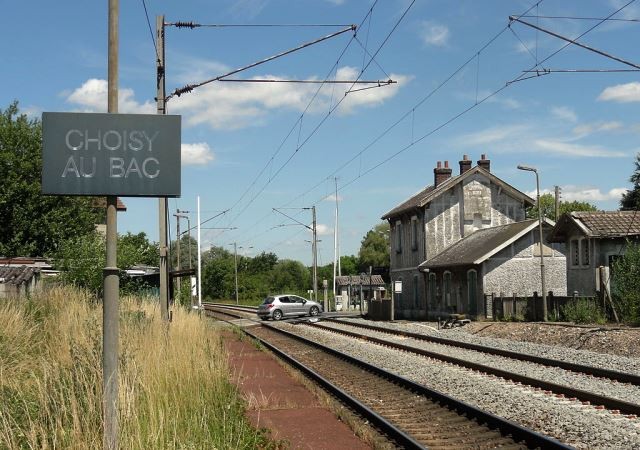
42;112;181;197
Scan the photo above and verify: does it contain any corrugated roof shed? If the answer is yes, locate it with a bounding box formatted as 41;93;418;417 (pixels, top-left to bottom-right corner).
0;266;40;285
336;275;385;286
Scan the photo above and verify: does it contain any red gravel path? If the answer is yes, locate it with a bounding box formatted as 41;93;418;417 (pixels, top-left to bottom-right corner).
222;330;371;450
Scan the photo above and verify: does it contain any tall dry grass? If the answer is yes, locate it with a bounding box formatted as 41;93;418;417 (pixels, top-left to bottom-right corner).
0;286;272;449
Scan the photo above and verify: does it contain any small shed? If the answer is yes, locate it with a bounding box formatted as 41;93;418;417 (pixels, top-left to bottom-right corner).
0;265;41;299
335;275;386;309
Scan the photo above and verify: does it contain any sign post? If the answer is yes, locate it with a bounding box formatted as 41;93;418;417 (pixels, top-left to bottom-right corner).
42;111;180;450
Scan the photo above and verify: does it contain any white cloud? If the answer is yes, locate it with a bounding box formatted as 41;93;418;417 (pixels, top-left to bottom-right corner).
598;82;640;103
315;223;333;236
182;142;215;166
456;124;530;147
550;106;577;123
534;139;628;158
514;39;537;55
419;21;450;47
335;67;410;115
572;121;623;137
21;105;43;120
65;78;155;113
555;185;627;203
324;194;343;202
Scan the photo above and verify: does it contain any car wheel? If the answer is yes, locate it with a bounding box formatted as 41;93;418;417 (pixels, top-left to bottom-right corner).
309;306;319;317
272;309;283;321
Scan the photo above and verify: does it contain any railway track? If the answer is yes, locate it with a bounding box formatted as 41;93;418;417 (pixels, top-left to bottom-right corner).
204;303;570;449
205;304;640;416
306;320;640;417
325;318;640;386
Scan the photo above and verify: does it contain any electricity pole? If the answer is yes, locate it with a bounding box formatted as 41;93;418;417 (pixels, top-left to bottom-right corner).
233;242;239;305
104;0;119;448
174;210;182;300
312;205;318;305
157;15;169;321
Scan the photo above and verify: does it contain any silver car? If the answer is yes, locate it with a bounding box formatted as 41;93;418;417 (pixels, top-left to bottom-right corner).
257;294;322;321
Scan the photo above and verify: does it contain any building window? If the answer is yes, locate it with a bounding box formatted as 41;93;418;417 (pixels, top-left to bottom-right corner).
411;216;418;251
428;273;436;308
570;238;590;267
395;221;403;253
467;269;478;314
443;271;452;307
413;275;419;308
570;239;580;267
581;239;590;266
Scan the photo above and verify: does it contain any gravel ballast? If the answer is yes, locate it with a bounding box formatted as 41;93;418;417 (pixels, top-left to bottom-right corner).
272;321;640;449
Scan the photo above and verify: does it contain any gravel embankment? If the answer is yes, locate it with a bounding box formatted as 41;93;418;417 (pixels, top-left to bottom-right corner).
339;318;640;375
317;321;640;407
273;321;640;449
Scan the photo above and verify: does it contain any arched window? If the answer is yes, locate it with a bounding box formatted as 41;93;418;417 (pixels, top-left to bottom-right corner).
467;269;478;314
413;274;419;308
443;271;452;307
428;273;437;308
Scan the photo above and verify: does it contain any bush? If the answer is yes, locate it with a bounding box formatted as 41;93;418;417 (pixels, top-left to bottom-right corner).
561;298;606;325
612;241;640;325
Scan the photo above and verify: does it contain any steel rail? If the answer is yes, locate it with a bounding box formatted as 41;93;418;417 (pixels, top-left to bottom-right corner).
257;323;571;449
326;318;640;386
311;322;640;417
244;326;426;449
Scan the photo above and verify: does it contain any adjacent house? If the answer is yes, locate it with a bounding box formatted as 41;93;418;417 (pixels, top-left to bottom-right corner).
381;155;567;320
547;211;640;296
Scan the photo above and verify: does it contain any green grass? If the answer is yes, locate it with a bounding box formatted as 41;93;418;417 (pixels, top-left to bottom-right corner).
0;286;276;449
561;297;606;325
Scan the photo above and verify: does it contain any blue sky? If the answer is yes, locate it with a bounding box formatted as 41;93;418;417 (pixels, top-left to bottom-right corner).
3;0;640;265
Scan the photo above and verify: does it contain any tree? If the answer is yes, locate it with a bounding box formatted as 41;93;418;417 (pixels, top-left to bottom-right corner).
339;255;359;275
526;193;597;220
620;153;640;210
271;260;310;293
0;102;99;256
612;241;640;324
170;234;198;270
53;231;159;295
358;222;390;270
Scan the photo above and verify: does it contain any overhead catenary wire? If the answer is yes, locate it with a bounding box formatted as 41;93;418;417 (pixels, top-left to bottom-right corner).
167;21;356;28
165;25;357;100
218;1;385;234
225;0;544;250
222;0;635;257
221;0;410;247
274;1;543;213
222;0;415;248
238;0;632;252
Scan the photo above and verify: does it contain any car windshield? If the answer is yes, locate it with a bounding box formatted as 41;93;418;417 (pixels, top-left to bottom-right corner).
262;297;275;304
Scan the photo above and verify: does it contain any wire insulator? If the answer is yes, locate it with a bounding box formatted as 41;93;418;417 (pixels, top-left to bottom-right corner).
174;84;196;97
174;21;199;29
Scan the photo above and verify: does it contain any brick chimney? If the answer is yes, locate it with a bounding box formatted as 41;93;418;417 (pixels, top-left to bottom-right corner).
434;160;452;187
459;154;472;175
477;154;490;172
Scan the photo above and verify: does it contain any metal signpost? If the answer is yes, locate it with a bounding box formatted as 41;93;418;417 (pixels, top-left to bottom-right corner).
42;84;180;450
